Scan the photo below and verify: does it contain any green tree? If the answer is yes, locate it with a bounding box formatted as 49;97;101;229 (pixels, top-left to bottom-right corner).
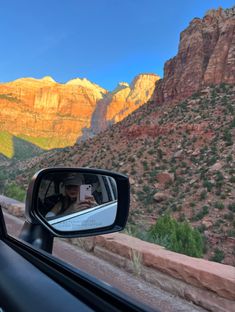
148;214;204;258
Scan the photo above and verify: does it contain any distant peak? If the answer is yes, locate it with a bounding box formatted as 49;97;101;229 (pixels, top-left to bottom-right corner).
41;76;56;83
130;73;160;89
9;76;56;85
119;82;129;87
111;82;130;94
66;78;107;93
66;77;90;85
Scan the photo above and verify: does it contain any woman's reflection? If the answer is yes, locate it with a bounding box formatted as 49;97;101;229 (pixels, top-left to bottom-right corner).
46;175;97;219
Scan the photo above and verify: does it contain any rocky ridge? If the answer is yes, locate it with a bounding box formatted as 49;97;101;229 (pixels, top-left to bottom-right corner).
154;6;235;104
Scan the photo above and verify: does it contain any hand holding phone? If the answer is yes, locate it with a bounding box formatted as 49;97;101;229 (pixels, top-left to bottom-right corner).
79;184;92;202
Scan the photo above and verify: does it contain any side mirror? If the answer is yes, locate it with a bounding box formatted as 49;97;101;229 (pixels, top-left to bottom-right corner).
25;168;130;238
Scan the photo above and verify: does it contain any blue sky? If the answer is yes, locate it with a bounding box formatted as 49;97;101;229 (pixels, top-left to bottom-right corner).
0;0;234;90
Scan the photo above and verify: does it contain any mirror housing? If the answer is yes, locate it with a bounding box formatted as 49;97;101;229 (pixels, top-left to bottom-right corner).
25;168;130;238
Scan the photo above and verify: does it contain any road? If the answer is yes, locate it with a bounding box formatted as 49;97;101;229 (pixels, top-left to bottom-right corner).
2;210;206;312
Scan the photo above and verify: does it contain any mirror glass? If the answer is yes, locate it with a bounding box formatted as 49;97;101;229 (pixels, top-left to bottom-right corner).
36;171;118;232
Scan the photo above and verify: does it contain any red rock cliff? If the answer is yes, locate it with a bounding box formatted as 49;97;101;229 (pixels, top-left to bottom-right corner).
154;6;235;103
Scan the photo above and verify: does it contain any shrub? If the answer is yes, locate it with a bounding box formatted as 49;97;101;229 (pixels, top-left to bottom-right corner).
203;180;213;192
4;183;26;202
200;190;207;200
219;83;227;92
215;171;224;189
0;171;7;180
230;117;235;128
216;171;224;181
0;171;7;193
197;224;206;233
207;156;217;166
192;206;209;221
214;201;224;210
128;156;135;162
229;176;235;183
178;213;186;222
210;248;224;263
227;104;234;114
131;169;137;175
157;148;163;160
227;230;235;237
228;203;235;212
141;161;149;171
226;154;233;162
147;149;155;155
137;186;155;205
148;214;204;258
223;129;233;146
224;212;234;221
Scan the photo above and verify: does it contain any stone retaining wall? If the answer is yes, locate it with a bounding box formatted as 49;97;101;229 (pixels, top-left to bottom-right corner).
1;195;235;312
73;234;234;312
0;195;25;217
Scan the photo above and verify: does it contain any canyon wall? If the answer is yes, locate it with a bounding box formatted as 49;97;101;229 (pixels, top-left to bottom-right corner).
154;7;235;103
88;74;159;136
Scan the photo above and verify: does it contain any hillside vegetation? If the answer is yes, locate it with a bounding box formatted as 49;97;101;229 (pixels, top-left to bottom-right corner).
0;133;46;160
5;83;235;265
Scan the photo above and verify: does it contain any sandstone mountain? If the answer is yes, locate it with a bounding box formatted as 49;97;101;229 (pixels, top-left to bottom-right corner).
84;74;159;137
2;7;235;264
154;6;235;104
0;74;158;158
0;76;106;157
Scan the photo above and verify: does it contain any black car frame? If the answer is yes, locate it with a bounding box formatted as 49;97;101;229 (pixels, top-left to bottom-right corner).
0;167;155;312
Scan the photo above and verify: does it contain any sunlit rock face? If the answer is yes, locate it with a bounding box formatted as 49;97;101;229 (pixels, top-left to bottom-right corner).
0;74;159;154
0;77;107;150
154;7;235;104
107;74;160;122
89;74;160;135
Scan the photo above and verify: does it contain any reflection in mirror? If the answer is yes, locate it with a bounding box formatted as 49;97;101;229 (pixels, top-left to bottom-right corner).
37;171;118;232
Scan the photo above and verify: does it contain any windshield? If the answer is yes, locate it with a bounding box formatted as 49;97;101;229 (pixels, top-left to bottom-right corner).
1;1;235;311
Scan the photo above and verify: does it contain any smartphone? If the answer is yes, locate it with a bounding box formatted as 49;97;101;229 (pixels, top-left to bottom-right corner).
79;184;92;202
